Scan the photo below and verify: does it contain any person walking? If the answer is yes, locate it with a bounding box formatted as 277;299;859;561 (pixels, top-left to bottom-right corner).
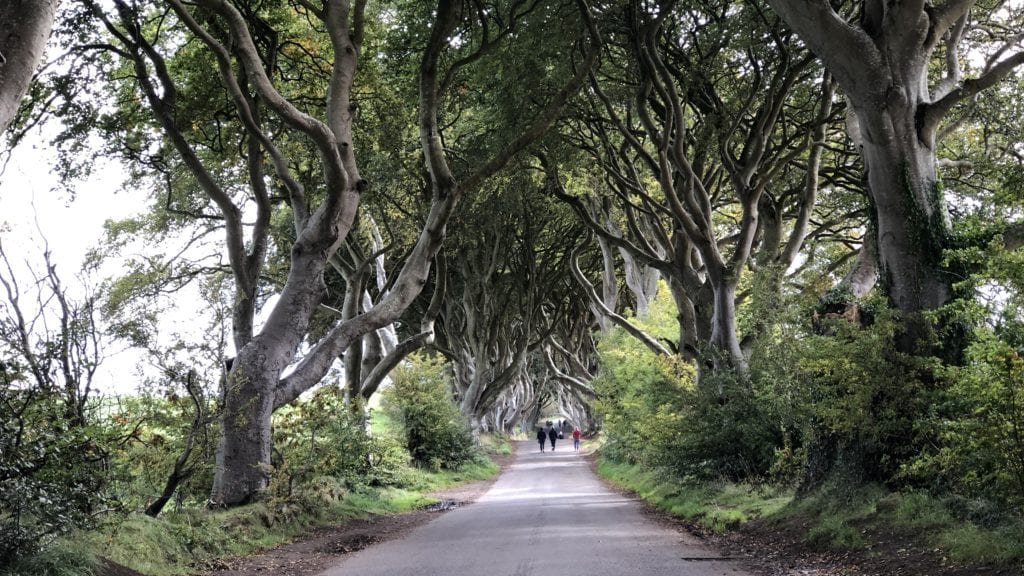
572;427;581;452
537;426;547;452
548;424;558;451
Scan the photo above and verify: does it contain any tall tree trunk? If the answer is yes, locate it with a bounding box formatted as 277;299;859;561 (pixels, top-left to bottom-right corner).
594;233;617;332
212;355;277;504
708;277;744;373
856;98;951;344
0;0;54;135
765;0;1024;353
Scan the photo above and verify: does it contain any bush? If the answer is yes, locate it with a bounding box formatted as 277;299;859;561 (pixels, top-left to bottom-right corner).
904;331;1024;508
103;393;218;513
271;386;378;493
787;307;936;488
0;361;111;565
593;322;783;480
382;355;481;471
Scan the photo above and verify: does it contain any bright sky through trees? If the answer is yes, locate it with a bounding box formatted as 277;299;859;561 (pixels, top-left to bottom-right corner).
1;127;149;394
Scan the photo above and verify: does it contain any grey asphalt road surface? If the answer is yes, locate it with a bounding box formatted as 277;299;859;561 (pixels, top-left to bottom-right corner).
318;439;752;576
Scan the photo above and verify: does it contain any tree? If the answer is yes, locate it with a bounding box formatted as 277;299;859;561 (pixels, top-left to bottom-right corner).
765;0;1024;353
0;0;54;135
556;0;835;377
433;169;585;429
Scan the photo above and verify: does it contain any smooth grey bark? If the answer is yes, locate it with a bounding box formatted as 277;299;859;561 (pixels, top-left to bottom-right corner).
845;229;879;300
358;254;447;401
765;0;1024;347
568;240;672;357
594;231;617;332
621;245;660;317
0;0;54;135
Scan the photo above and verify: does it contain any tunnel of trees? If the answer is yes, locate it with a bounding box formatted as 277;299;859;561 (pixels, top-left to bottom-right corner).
2;0;1024;569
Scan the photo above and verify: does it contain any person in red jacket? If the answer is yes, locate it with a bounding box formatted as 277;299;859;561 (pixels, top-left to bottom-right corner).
572;427;581;452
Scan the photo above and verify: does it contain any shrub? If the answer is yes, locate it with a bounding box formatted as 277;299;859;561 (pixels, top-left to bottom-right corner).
904;331;1024;508
271;386;377;493
594;322;783;480
0;361;112;565
788;307;935;488
103;392;218;514
382;355;480;471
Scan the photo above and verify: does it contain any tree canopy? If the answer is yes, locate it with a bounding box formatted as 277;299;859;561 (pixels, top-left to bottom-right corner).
3;0;1024;546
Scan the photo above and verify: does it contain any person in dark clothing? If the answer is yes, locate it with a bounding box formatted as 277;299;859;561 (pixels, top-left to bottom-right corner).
537;427;547;452
548;425;558;451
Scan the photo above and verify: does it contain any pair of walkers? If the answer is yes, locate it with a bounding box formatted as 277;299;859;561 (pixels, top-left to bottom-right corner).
537;424;558;451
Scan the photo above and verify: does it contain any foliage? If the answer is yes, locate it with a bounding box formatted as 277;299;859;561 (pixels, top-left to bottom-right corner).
904;331;1024;507
594;288;786;480
591;324;689;466
899;235;1024;509
788;305;938;487
0;361;112;565
382;355;482;471
103;390;218;513
271;387;376;493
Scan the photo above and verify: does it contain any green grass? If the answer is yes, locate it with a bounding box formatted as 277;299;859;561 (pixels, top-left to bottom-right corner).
937;523;1024;564
72;482;435;576
595;456;1024;570
596;458;791;534
479;432;514;455
5;454;500;576
387;455;498;493
2;538;100;576
804;515;866;550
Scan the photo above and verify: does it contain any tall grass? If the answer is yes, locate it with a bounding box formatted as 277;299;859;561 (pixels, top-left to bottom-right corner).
597;458;791;533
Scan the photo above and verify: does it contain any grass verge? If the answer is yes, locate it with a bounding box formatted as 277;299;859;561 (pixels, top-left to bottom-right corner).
3;456;498;576
595;455;1024;572
596;458;791;533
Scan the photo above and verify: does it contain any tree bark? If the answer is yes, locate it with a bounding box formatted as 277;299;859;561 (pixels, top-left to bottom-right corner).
0;0;54;135
765;0;1024;351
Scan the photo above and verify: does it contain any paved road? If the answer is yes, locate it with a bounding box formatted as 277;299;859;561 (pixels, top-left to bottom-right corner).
319;440;751;576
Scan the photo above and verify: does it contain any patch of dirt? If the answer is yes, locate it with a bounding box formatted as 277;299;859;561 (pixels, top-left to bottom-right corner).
99;559;148;576
99;451;515;576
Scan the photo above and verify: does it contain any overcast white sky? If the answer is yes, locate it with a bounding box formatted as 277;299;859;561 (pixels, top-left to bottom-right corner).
0;128;152;394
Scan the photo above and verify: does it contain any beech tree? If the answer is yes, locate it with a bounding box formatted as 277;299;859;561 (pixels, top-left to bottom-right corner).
433;170;587;429
0;0;54;135
555;0;837;377
765;0;1024;353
